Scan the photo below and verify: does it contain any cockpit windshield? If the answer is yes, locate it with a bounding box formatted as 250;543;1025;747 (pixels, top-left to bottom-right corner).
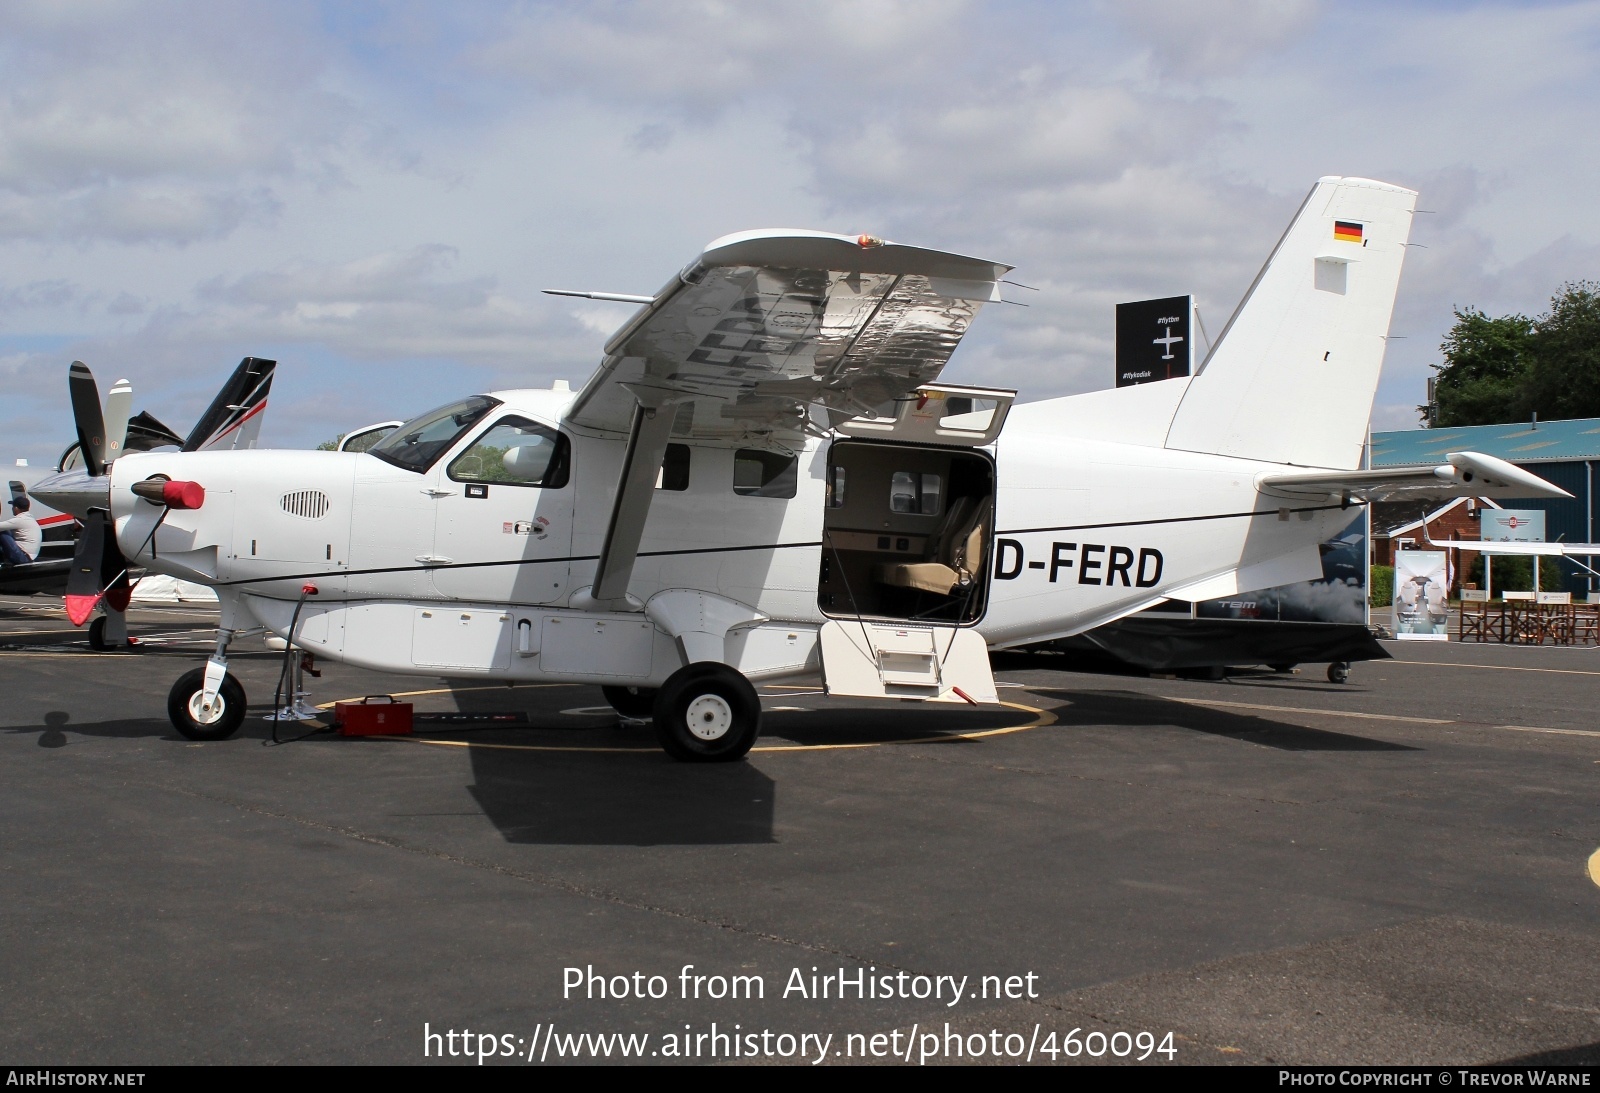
366;395;500;473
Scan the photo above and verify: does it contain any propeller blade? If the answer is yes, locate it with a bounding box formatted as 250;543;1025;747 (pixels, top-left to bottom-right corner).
104;378;132;463
68;361;107;477
65;509;108;625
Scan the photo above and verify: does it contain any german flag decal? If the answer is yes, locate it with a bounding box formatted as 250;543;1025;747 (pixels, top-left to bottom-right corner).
1334;220;1364;243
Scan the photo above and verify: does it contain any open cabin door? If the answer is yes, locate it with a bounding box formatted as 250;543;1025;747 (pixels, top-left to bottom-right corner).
818;383;1013;704
834;383;1014;446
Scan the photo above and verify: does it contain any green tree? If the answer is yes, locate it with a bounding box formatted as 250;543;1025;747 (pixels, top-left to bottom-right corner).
1428;308;1534;426
1524;280;1600;421
1427;282;1600;426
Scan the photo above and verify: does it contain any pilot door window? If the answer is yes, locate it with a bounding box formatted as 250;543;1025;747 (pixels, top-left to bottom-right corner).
447;416;570;489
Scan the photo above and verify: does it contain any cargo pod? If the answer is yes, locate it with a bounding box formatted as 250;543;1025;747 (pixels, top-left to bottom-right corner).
817;383;1013;704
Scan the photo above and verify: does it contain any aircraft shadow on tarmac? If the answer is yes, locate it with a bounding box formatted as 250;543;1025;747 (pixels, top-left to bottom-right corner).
465;745;776;847
1039;689;1421;752
436;681;773;846
438;680;1049;845
6;709;177;747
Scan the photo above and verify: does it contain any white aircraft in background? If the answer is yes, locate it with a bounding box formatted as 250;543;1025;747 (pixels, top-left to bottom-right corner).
2;358;273;616
35;176;1568;761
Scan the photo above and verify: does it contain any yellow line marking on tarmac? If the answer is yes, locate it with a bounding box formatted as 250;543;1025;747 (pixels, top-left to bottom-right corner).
1390;660;1600;678
1171;697;1600;739
1588;849;1600;889
319;685;1056;755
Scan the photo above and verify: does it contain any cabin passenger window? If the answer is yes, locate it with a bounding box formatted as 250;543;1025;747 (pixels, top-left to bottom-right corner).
657;444;690;491
448;416;570;488
733;449;797;498
889;471;941;514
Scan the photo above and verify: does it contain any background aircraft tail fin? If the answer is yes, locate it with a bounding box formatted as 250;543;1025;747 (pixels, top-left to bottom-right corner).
1163;176;1417;470
183;357;275;452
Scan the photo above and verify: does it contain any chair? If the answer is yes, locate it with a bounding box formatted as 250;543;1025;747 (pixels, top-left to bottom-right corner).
874;496;988;596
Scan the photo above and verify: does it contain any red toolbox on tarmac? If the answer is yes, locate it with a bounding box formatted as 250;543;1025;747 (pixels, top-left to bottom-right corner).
334;695;413;736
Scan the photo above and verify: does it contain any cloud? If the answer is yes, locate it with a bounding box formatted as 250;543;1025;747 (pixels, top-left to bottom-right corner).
1108;0;1320;79
177;244;580;363
0;1;366;244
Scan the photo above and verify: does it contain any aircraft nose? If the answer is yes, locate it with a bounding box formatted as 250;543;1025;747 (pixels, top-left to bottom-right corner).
29;469;111;520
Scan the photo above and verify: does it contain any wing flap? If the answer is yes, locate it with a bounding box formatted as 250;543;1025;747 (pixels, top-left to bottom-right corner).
566;232;1010;437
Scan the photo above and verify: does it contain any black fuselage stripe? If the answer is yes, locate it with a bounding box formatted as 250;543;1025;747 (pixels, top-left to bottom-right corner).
997;502;1355;537
213;503;1356;589
215;539;825;588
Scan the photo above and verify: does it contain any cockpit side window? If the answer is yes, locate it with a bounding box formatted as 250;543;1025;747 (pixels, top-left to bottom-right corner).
448;416;570;489
367;396;500;473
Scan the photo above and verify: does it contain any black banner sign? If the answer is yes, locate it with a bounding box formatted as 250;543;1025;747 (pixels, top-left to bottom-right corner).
1115;294;1192;387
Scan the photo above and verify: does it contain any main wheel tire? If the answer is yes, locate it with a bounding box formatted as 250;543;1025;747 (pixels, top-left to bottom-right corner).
167;666;247;741
652;663;761;762
1327;661;1351;685
602;685;657;719
88;615;112;651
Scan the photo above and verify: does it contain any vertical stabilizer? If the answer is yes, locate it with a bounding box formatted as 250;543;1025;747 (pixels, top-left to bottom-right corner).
1163;177;1416;469
183;357;275;452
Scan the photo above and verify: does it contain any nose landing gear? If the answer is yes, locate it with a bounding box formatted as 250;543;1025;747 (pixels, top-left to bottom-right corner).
168;665;246;741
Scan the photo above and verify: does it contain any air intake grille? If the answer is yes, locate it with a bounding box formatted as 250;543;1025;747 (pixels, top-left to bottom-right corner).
280;490;329;519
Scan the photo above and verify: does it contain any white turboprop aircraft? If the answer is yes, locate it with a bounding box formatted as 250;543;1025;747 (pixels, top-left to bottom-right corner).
34;176;1569;760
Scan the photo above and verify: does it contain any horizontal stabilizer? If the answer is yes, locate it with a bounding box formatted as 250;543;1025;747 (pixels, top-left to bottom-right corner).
1423;534;1600;557
1258;451;1569;504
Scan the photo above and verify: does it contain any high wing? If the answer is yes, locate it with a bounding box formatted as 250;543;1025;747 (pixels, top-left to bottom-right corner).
563;230;1011;440
1258;451;1569;504
558;230;1011;609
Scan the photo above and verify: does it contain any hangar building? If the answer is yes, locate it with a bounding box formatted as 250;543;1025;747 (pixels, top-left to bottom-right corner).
1370;416;1600;595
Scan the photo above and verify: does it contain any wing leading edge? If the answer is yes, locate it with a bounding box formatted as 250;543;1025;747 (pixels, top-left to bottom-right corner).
563;230;1011;439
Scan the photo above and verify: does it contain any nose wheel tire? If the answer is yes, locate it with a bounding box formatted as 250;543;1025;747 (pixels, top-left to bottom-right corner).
167;666;247;741
601;685;658;719
652;663;761;762
1327;661;1351;685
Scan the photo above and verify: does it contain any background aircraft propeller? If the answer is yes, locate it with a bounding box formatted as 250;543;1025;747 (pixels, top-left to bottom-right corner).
60;362;132;625
67;360;108;477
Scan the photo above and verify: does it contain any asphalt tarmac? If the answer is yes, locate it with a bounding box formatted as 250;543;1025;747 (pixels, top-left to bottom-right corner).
2;593;1597;1066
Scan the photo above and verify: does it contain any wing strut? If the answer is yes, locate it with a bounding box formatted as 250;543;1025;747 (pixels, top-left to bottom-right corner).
578;398;678;610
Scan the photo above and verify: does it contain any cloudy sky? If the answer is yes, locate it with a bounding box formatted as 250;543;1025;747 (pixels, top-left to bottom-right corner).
3;0;1598;466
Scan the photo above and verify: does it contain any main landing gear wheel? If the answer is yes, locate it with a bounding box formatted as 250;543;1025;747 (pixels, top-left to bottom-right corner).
167;667;247;741
602;685;657;719
88;616;113;651
88;615;135;652
652;663;761;763
1327;661;1351;685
